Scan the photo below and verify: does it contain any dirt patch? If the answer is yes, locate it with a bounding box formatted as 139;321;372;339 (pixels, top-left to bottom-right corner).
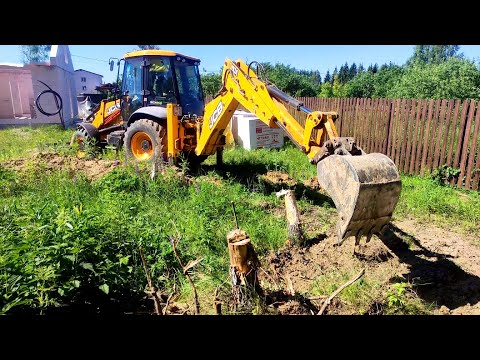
260;231;403;315
1;152;119;181
258;218;480;315
384;220;480;315
260;171;298;188
303;176;321;190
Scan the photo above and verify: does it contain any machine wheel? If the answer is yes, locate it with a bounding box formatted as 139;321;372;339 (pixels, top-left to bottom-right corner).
70;127;97;158
124;119;166;162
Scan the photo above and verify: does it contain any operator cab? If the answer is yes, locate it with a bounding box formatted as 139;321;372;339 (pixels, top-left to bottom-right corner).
120;50;205;120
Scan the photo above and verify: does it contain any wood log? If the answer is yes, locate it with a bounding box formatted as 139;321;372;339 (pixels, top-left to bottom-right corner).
277;189;305;246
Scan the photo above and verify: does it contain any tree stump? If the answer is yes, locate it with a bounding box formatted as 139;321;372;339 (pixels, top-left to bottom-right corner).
276;189;305;246
226;229;261;305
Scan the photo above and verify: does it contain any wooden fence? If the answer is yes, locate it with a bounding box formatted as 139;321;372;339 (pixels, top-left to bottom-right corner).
290;98;480;190
204;95;480;190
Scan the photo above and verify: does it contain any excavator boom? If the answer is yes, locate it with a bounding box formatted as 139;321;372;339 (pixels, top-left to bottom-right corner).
196;58;402;244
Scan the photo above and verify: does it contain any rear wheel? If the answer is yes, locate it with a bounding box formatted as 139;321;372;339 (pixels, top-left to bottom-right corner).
124;119;166;162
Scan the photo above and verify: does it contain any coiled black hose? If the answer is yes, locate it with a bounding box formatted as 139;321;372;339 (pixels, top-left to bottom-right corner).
34;80;65;128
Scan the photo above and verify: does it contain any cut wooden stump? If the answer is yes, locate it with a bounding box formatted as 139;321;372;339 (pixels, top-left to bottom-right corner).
276;189;305;246
226;229;261;305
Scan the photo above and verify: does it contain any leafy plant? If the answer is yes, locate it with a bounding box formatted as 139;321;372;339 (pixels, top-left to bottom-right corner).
431;165;461;185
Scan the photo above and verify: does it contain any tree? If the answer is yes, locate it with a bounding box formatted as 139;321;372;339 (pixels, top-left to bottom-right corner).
332;67;338;84
332;75;347;97
372;64;404;98
262;63;317;97
324;70;331;84
372;63;379;74
358;64;365;73
201;72;222;97
137;45;161;50
348;63;357;81
407;45;462;66
387;57;480;100
345;71;375;98
338;62;349;84
20;45;51;64
319;81;333;98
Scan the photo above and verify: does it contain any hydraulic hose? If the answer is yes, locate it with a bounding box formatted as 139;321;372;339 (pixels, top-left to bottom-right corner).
34;80;65;128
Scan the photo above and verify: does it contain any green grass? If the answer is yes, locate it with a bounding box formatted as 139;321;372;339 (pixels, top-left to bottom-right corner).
0;125;72;161
0;163;289;314
1;125;479;315
395;175;480;236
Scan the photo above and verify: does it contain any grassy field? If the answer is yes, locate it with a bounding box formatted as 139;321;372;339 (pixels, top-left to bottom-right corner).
1;125;479;315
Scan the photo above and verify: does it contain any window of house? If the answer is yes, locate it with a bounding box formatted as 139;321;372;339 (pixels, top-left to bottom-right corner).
82;86;87;91
81;77;86;82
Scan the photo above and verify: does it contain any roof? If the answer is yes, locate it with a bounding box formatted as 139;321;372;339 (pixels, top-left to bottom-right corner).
123;49;200;62
75;69;104;77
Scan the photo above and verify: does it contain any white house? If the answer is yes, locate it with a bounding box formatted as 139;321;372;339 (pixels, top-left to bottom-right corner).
74;69;103;95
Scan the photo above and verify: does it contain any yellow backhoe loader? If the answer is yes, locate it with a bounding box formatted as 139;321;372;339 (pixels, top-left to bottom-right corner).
71;49;402;245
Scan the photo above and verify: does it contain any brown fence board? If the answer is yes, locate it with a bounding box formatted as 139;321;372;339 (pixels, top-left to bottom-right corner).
390;99;401;162
366;98;373;153
459;100;476;188
465;107;480;189
349;97;356;138
447;99;461;167
455;100;474;186
426;100;441;172
396;99;406;168
356;98;362;142
440;100;454;168
403;99;417;173
360;98;368;149
433;100;448;170
373;99;381;153
408;100;421;174
385;100;394;156
415;100;428;174
374;98;381;153
394;99;406;167
420;100;435;175
400;99;413;172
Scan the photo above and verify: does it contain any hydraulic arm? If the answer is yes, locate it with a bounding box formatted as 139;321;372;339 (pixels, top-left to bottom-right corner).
196;58;402;245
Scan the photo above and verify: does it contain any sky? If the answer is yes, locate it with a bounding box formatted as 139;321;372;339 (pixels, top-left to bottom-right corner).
2;45;480;84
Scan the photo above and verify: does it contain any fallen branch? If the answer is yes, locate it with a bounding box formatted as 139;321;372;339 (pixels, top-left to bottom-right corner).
139;247;163;315
318;268;366;315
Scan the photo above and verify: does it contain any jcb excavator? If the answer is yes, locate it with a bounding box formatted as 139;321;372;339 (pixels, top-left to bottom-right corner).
71;49;401;245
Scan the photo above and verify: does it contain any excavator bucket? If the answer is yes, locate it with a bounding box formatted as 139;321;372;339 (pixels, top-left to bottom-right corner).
316;153;401;244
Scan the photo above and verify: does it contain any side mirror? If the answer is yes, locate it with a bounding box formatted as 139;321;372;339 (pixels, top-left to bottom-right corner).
109;60;114;72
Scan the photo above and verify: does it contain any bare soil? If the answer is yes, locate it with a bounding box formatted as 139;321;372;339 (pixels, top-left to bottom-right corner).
258;218;480;315
1;152;120;181
230;171;480;315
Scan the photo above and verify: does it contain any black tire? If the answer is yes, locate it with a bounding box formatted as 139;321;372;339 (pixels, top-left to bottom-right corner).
124;119;166;162
70;127;98;157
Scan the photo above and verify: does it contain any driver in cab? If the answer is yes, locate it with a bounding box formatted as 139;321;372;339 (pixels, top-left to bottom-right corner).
149;61;176;105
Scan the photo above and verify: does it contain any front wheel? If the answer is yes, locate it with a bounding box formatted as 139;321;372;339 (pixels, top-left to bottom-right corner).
124;119;166;162
70;127;97;158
